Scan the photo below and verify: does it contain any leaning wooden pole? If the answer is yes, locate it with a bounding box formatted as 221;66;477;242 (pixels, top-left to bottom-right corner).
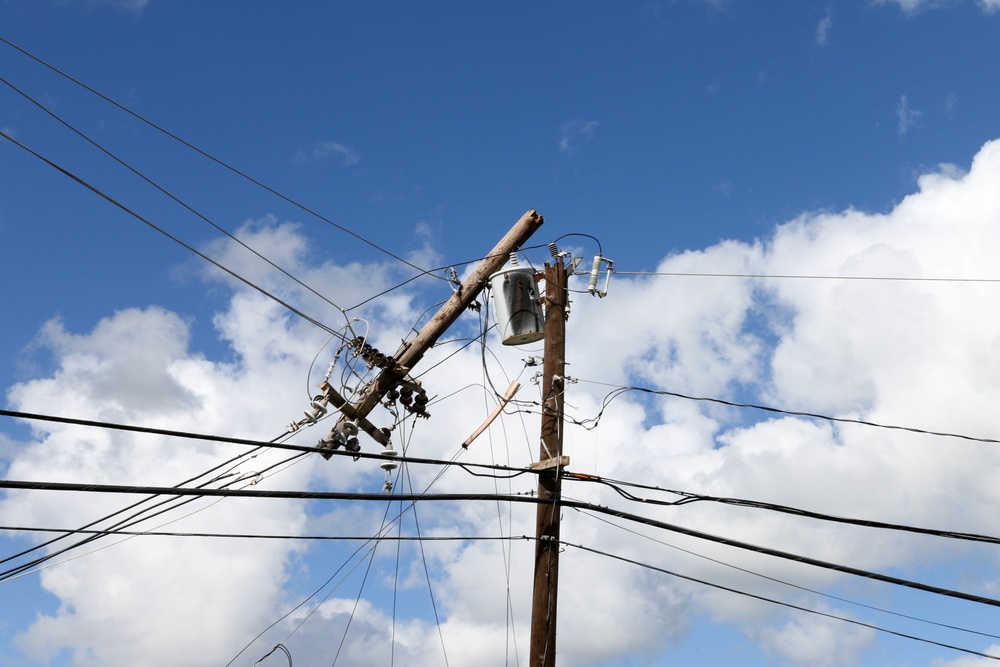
529;257;567;667
319;209;544;454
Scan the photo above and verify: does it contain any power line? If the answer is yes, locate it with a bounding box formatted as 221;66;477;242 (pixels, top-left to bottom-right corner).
615;270;1000;284
0;525;527;542
0;129;344;338
564;540;1000;662
566;472;1000;545
5;478;998;609
0;408;538;478
0;72;352;321
0;34;444;282
575;379;1000;445
0;450;308;584
577;508;1000;643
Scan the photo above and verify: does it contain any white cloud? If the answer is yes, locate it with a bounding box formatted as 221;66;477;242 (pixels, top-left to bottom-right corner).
897;94;922;138
73;0;151;15
816;10;833;46
872;0;952;14
295;141;361;166
934;646;1000;666
878;0;1000;13
558;120;598;153
7;139;1000;665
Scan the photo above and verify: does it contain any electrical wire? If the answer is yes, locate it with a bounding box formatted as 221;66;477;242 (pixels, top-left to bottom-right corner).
0;407;544;485
0;35;444;283
51;480;980;612
0;426;280;572
576;508;1000;642
565;472;1000;546
563;540;1000;662
0;526;526;541
0;129;343;338
0;73;352;328
0;450;310;584
614;270;1000;284
398;421;451;667
252;643;292;667
329;498;392;667
228;420;479;665
573;379;1000;445
480;349;524;667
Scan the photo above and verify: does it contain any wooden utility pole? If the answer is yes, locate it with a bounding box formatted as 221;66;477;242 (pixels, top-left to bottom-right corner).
529;257;568;667
319;209;544;453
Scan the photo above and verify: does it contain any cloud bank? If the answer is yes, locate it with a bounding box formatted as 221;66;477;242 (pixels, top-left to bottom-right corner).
4;140;1000;666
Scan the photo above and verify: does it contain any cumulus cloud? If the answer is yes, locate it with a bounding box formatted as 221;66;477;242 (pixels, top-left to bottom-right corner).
6;140;1000;665
934;646;1000;666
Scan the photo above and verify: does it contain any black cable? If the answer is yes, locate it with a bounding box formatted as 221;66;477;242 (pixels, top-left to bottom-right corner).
0;526;529;541
399;424;451;667
551;232;603;257
0;129;341;338
330;496;392;667
0;407;540;481
614;270;1000;284
0;73;351;325
0;35;443;282
576;379;1000;445
344;241;554;313
0;429;275;571
225;526;387;667
566;472;1000;546
577;508;1000;642
564;540;1000;662
252;643;292;667
0;451;309;583
8;479;995;609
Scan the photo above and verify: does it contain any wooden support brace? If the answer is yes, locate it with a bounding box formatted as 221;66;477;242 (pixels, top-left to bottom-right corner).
529;455;570;471
462;381;521;448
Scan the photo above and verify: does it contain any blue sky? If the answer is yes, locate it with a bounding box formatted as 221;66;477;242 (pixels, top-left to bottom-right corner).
4;1;1000;666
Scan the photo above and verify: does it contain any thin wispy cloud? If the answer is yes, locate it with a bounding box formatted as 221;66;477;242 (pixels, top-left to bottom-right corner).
294;141;361;166
870;0;987;14
86;0;152;15
945;92;959;118
816;10;833;46
558;120;598;153
897;95;922;138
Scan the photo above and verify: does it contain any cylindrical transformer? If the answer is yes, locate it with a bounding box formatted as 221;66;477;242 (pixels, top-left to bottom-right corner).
489;265;545;345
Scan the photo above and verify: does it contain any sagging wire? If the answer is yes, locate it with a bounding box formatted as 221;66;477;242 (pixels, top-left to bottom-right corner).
252;643;292;667
564;472;1000;546
479;339;523;667
573;378;1000;445
329;501;394;667
2;449;312;585
227;425;502;665
305;319;370;401
563;539;1000;662
573;506;1000;643
398;420;452;667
